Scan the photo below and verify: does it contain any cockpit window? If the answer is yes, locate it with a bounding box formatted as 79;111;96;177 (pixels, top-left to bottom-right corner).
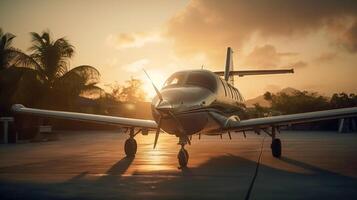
163;72;186;88
186;72;217;92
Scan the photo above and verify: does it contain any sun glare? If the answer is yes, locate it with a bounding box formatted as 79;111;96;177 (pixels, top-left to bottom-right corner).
141;70;168;101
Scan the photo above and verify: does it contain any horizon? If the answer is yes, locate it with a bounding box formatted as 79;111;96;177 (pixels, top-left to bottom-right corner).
1;0;357;99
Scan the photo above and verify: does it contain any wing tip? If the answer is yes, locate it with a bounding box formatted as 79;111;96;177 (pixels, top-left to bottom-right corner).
12;104;25;112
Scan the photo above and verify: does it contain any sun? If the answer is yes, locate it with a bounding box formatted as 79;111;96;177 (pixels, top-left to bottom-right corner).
141;69;168;101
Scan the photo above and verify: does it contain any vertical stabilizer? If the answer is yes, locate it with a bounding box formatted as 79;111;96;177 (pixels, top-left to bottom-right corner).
224;47;234;85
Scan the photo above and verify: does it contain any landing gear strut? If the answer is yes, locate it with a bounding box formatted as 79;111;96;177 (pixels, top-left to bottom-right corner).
270;126;282;158
177;136;189;168
124;128;137;157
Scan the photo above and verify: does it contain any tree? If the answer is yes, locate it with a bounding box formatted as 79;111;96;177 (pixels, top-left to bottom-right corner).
0;29;23;69
22;31;102;109
265;90;330;114
110;78;146;103
330;93;357;108
0;29;42;114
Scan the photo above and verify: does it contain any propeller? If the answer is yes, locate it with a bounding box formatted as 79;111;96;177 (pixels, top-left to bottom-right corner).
143;69;163;102
153;117;162;149
143;69;165;149
168;111;191;145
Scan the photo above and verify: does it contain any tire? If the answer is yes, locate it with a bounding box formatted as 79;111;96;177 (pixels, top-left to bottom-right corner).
178;149;189;167
124;138;137;157
271;138;282;158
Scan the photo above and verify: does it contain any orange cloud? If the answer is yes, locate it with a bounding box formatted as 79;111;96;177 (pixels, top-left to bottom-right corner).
290;61;308;69
315;52;338;63
106;31;162;49
166;0;357;65
243;44;298;67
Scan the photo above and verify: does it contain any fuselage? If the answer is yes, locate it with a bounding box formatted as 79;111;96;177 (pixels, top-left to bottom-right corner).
151;70;245;136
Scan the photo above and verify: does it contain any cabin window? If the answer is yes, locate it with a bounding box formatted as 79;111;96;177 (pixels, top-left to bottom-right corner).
233;88;238;100
232;87;236;100
237;89;244;101
186;72;217;92
225;82;231;98
232;86;237;100
228;85;234;99
219;78;227;96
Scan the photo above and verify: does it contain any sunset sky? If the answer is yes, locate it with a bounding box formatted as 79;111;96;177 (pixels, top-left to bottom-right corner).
1;0;357;100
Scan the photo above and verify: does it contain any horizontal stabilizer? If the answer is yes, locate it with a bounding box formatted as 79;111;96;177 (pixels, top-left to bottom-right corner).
215;69;294;77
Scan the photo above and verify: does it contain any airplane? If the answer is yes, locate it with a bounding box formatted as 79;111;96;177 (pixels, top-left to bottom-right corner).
12;47;357;168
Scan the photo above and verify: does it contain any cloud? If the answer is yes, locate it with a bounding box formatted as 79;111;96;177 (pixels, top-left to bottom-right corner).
340;21;357;52
107;31;162;49
243;44;297;67
166;0;357;61
315;52;338;62
290;61;308;69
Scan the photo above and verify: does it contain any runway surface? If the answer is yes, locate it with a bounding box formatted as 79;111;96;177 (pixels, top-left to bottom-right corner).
0;130;357;199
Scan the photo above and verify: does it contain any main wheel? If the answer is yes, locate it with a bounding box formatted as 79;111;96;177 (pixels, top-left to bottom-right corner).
124;138;137;157
271;138;282;158
178;148;189;168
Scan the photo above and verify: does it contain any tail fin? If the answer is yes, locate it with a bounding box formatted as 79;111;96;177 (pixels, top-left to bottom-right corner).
217;47;294;80
224;47;234;84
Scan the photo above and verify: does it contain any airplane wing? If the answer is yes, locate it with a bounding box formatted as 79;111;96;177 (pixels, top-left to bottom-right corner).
212;107;357;131
11;104;157;129
214;69;294;77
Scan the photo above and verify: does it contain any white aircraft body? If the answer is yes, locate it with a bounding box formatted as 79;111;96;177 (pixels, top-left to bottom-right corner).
12;47;357;168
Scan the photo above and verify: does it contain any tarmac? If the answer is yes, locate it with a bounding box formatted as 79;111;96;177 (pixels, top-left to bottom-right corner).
0;130;356;199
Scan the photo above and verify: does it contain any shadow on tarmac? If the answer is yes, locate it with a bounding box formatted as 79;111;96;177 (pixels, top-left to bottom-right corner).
0;155;356;200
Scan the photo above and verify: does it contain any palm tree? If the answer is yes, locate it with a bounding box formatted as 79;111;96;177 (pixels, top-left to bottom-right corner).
0;29;42;114
25;31;102;110
0;28;16;70
0;28;32;70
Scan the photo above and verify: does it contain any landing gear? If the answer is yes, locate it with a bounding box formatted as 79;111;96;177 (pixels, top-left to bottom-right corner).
270;126;282;158
271;138;281;157
124;138;137;157
178;148;189;168
177;136;190;168
124;128;137;157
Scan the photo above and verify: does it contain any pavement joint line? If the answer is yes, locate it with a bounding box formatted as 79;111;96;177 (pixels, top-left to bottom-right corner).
244;135;266;200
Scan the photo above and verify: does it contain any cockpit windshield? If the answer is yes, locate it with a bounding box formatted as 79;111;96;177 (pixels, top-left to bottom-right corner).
163;71;217;92
186;72;217;92
163;72;186;88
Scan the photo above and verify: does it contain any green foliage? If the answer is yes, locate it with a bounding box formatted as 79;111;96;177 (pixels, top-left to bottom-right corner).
0;29;41;114
110;78;146;103
330;93;357;109
24;30;102;110
269;91;330;114
260;90;357;116
0;29;103;113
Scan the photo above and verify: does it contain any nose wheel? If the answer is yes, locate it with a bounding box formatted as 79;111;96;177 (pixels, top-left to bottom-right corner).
178;147;189;168
177;136;190;168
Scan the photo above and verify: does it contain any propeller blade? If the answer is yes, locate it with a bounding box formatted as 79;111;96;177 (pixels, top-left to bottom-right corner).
153;117;162;149
143;69;163;101
168;111;190;145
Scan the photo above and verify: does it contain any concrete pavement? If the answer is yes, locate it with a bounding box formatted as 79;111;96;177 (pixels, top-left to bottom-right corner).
0;130;356;199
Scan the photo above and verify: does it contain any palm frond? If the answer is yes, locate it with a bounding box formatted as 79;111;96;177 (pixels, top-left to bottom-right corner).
59;65;100;85
7;48;41;70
